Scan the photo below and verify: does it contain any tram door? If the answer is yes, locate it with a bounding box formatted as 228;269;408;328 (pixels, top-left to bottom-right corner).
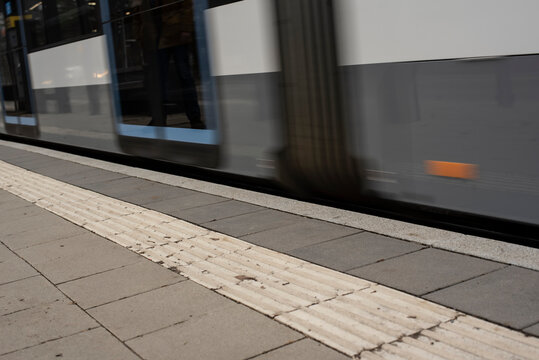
0;0;38;137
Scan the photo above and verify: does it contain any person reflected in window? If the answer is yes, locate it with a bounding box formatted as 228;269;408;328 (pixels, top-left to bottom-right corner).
157;0;205;129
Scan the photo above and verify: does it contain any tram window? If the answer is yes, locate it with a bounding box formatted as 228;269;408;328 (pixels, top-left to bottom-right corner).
22;0;100;51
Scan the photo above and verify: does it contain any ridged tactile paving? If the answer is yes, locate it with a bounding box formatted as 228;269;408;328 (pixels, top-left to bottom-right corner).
0;160;537;359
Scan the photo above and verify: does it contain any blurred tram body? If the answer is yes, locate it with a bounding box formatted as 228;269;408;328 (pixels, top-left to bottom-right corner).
0;0;538;226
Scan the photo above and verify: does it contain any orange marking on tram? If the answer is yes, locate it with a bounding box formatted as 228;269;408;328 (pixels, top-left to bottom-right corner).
425;161;478;179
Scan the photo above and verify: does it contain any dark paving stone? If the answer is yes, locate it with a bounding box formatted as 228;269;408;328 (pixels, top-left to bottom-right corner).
119;182;196;206
243;219;360;253
425;266;539;330
172;199;264;224
82;176;158;197
348;248;506;296
203;209;305;237
31;162;94;180
0;146;31;160
289;232;424;272
8;156;62;171
0;151;43;163
524;322;539;337
145;192;228;214
64;169;129;187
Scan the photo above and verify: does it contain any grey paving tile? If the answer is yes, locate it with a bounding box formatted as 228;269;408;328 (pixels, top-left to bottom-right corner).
524;322;539;337
145;192;228;214
251;338;349;360
2;211;72;239
88;281;230;341
0;151;42;163
2;219;86;250
65;169;129;187
0;327;139;360
16;233;142;284
348;248;505;296
425;266;539;329
127;301;303;360
204;209;305;237
0;301;98;356
0;258;38;286
31;162;93;179
118;182;195;206
0;276;65;316
10;156;63;171
82;176;158;197
59;260;184;309
0;147;32;161
0;191;31;208
0;204;52;226
289;232;424;272
169;199;264;224
243;219;360;252
0;243;15;262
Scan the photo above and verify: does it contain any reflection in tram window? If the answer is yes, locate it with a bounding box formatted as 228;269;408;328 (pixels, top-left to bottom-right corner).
22;0;100;50
0;2;33;118
111;0;210;130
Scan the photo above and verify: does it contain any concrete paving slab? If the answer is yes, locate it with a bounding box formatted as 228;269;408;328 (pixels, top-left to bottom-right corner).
425;266;539;329
251;338;349;360
0;301;99;356
0;151;43;163
88;281;231;341
0;199;33;212
0;258;38;286
118;182;196;206
0;327;139;360
524;322;539;337
175;199;264;224
10;156;63;171
243;219;360;252
0;276;65;316
81;176;159;197
0;243;15;262
0;191;32;208
348;248;506;296
3;212;74;239
0;147;33;160
65;169;129;187
289;232;424;272
2;219;86;250
126;301;303;360
145;192;229;214
0;204;52;226
32;161;93;179
205;209;306;237
15;233;142;284
59;259;185;309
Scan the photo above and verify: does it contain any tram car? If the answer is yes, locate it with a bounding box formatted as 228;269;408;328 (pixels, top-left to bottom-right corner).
0;0;538;227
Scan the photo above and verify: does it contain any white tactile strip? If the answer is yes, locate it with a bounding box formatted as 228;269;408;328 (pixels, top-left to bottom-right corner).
0;160;537;359
2;139;538;272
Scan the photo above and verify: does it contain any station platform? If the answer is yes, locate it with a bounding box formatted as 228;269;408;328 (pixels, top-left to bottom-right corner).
0;139;538;360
